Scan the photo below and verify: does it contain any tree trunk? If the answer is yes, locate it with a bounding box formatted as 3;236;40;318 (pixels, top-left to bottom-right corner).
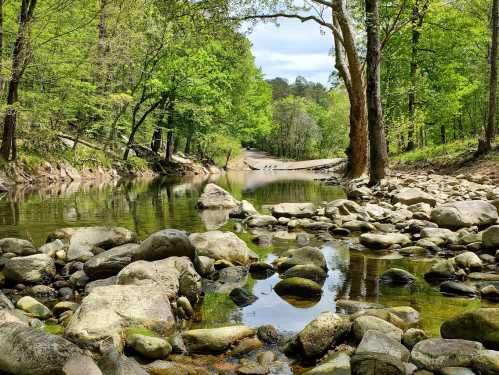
165;93;175;162
365;0;388;185
97;0;110;93
184;130;193;155
332;1;368;178
151;102;167;153
0;0;4;92
479;0;498;154
0;0;37;161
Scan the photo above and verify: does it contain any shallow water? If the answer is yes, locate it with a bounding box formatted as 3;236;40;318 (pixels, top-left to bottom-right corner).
0;171;490;340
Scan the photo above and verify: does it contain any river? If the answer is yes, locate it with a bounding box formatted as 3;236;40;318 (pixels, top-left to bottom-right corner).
0;171;486;343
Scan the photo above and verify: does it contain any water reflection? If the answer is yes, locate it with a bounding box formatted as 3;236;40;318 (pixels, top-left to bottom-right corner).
0;171;490;337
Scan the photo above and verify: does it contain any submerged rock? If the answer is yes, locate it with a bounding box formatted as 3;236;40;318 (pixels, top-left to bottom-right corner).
380;268;416;285
274;277;322;299
440;281;477;297
182;325;256;353
0;322;82;375
133;229;195;262
65;285;175;350
229;288;258;307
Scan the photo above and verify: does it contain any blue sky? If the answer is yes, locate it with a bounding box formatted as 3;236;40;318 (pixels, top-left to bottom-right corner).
246;18;333;86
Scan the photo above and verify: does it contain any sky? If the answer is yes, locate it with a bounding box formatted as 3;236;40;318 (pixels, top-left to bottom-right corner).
246;19;333;86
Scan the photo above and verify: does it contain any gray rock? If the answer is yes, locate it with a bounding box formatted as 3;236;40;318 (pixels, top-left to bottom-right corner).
303;352;351;375
84;243;138;280
39;240;64;258
483;225;499;250
0;322;82;375
296;312;351;359
0;238;38;256
194;255;215;277
282;264;327;282
380;268;416;285
274;277;322;299
98;347;148;375
420;228;459;244
352;315;402;342
393;188;436;207
62;355;103;375
245;215;278;227
52;227;137;262
4;254;56;283
440;281;477;297
126;333;172;359
276;246;327;271
411;338;484;370
65;285;175;350
197;183;240;209
351;352;405;375
189;231;253;265
356;330;410;361
133;229;194;262
440;308;499;349
472;349;499;375
272;203;316;218
359;233;411;250
431;201;498;229
182;325;255;353
117;257;202;303
17;296;51;319
403;328;428;349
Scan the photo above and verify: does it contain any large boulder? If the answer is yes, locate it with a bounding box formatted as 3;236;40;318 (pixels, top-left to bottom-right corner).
431;201;498;229
393;188;436;207
3;254;56;283
295;312;351;359
272;203;316;218
189;231;253;265
0;322;82;375
359;233;411;250
132;229;195;261
84;243;139;280
440;308;499;349
65;285;175;350
411;338;484;371
182;325;255;353
483;225;499;250
274;277;323;299
197;183;240;209
52;227;137;262
0;238;38;256
117;257;202;303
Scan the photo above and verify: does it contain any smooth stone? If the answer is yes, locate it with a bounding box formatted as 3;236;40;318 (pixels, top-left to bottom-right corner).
229;288;258;307
62;355;103;375
127;333;172;359
356;330;410;361
0;322;82;375
65;285;175;350
295;312;351;359
182;325;256;354
98;347;148;375
274;277;322;299
229;337;263;357
403;328;428;349
393;188;436;207
380;268;416;285
133;229;194;261
281;264;327;282
431;201;498;229
440;281;477;297
189;231;253;265
353;315;402;342
197;183;240;209
3;254;56;283
272;202;316;218
411;338;484;370
0;238;38;256
194;255;215;277
245;215;278;227
303;352;351;375
276;246;327;271
472;349;499;375
83;243;139;280
359;233;411;250
16;296;51;319
441;308;499;349
483;225;499;250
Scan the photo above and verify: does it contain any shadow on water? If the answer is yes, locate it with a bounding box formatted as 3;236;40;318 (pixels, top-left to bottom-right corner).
0;170;490;339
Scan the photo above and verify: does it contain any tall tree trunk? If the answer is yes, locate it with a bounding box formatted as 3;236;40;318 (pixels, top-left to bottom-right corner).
97;0;110;93
165;94;175;162
184;130;193;155
332;1;368;178
479;0;498;154
365;0;388;185
0;0;37;161
0;0;4;92
151;102;167;153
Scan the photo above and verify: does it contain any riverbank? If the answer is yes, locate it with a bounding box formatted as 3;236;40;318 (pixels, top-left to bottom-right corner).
0;168;497;374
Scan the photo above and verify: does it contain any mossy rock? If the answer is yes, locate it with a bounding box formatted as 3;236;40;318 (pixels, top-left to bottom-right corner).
274;277;322;299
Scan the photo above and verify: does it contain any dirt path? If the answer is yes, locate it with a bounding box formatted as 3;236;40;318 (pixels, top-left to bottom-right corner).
228;149;346;171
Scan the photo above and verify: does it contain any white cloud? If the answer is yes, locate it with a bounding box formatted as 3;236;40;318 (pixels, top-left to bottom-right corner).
246;18;334;85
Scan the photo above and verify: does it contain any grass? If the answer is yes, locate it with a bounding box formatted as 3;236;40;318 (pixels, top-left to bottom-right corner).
391;137;499;166
125;327;158;338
